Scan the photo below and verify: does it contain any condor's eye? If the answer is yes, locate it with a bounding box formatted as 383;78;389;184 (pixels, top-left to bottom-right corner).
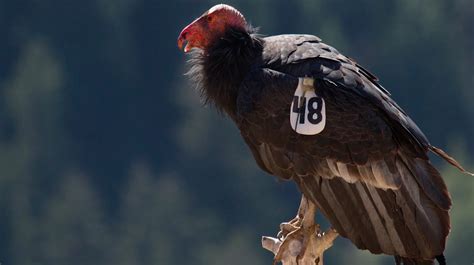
207;15;214;22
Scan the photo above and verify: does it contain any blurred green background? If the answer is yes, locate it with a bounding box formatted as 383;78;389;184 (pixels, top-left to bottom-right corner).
0;0;473;264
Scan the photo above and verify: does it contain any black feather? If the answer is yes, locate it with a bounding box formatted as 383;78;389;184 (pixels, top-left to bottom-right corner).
185;24;454;262
187;26;263;115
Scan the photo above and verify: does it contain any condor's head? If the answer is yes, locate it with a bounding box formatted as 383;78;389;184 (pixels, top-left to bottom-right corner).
177;4;248;53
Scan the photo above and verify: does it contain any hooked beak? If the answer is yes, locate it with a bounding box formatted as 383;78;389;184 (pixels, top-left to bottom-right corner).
178;16;207;53
177;31;190;52
178;21;197;53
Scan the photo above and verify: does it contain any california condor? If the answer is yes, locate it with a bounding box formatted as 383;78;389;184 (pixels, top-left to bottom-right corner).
177;4;473;264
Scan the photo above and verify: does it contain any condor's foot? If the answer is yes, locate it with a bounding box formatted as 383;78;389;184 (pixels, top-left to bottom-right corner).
262;196;339;265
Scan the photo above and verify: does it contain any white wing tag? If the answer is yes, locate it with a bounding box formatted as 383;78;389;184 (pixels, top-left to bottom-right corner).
290;78;326;135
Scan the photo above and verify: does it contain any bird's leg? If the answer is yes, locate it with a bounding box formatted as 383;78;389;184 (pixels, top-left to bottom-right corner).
276;197;306;239
262;195;339;265
274;196;315;264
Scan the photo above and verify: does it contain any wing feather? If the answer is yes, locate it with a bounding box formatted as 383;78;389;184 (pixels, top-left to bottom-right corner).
236;34;452;259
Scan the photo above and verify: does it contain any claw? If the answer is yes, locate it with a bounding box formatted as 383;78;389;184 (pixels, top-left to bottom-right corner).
278;221;301;239
273;225;304;264
262;195;339;265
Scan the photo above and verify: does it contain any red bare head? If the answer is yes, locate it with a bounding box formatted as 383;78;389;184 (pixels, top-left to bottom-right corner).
177;4;247;53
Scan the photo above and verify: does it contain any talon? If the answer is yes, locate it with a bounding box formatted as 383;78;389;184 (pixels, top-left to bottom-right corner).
262;195;339;264
289;215;303;226
278;221;301;238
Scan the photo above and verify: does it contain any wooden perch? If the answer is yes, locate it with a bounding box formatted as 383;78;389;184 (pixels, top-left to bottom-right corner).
262;196;339;265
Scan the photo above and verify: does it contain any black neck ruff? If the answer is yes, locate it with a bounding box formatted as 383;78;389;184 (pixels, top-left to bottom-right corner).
188;26;263;115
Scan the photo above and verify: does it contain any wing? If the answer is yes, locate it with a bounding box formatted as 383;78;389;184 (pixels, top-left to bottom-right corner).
236;67;450;208
235;35;451;259
262;34;430;155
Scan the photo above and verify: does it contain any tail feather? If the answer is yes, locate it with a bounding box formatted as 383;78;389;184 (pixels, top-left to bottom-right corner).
435;254;446;265
430;145;474;176
394;256;434;265
393;254;446;265
399;154;452;210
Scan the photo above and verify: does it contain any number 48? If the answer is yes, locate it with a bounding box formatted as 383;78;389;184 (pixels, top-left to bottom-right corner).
292;95;323;125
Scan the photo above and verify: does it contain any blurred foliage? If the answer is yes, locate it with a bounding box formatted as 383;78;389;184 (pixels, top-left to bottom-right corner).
0;0;472;264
